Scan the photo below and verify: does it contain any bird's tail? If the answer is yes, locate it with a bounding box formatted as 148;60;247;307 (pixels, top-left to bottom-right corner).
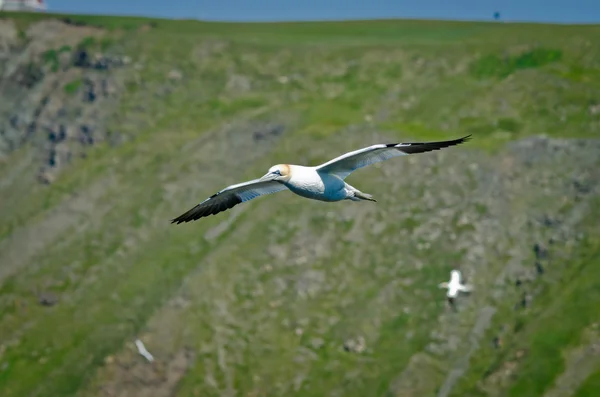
354;191;377;202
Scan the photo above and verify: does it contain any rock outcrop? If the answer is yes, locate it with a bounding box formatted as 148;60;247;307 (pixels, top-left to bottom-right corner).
0;19;130;182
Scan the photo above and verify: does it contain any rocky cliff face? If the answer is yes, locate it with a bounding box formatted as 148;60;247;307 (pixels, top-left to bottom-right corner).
0;18;129;183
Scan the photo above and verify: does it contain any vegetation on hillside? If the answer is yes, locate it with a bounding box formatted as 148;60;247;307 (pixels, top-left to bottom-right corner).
0;12;599;397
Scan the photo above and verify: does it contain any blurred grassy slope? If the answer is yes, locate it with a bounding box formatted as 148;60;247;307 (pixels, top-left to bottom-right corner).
0;13;599;397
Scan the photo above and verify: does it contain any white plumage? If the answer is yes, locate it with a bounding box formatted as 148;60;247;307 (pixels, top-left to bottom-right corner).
134;339;154;362
172;135;471;223
438;270;473;300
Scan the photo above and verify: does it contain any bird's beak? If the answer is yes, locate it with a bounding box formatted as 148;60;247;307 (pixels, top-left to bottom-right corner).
259;173;277;182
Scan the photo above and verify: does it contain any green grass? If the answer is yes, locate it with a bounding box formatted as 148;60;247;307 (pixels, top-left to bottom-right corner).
74;35;113;52
470;47;563;79
575;370;600;397
41;44;72;72
63;79;82;94
0;12;600;397
506;246;600;396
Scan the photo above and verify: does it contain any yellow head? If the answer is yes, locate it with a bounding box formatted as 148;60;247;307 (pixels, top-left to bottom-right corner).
260;164;291;182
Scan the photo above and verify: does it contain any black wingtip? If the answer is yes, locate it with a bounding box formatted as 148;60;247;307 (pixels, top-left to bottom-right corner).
170;205;201;225
170;194;243;225
451;134;472;146
445;134;472;145
170;214;198;225
394;134;472;155
170;216;187;225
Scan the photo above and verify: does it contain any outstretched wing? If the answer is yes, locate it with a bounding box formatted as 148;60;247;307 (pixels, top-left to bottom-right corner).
316;135;471;179
171;179;288;223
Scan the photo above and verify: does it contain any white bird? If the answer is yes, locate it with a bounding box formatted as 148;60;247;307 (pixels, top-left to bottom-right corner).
134;339;154;362
438;270;473;303
171;135;471;223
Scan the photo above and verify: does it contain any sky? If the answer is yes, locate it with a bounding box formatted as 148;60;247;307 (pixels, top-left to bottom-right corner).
45;0;600;24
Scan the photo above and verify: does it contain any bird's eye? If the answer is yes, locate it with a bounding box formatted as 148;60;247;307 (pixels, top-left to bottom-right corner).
273;170;281;175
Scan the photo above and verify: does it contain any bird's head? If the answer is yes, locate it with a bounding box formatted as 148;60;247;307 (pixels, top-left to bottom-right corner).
259;164;291;182
450;270;461;283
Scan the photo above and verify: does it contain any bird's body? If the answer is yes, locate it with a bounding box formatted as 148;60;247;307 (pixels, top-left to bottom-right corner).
171;135;471;223
439;270;473;304
283;165;365;202
285;166;344;201
134;339;154;362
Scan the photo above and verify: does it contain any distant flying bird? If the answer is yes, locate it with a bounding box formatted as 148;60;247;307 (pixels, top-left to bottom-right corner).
171;135;471;223
134;339;154;362
438;269;473;304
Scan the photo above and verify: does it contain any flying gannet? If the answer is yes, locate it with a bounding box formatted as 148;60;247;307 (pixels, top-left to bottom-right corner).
134;339;154;362
438;269;473;305
171;135;471;223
